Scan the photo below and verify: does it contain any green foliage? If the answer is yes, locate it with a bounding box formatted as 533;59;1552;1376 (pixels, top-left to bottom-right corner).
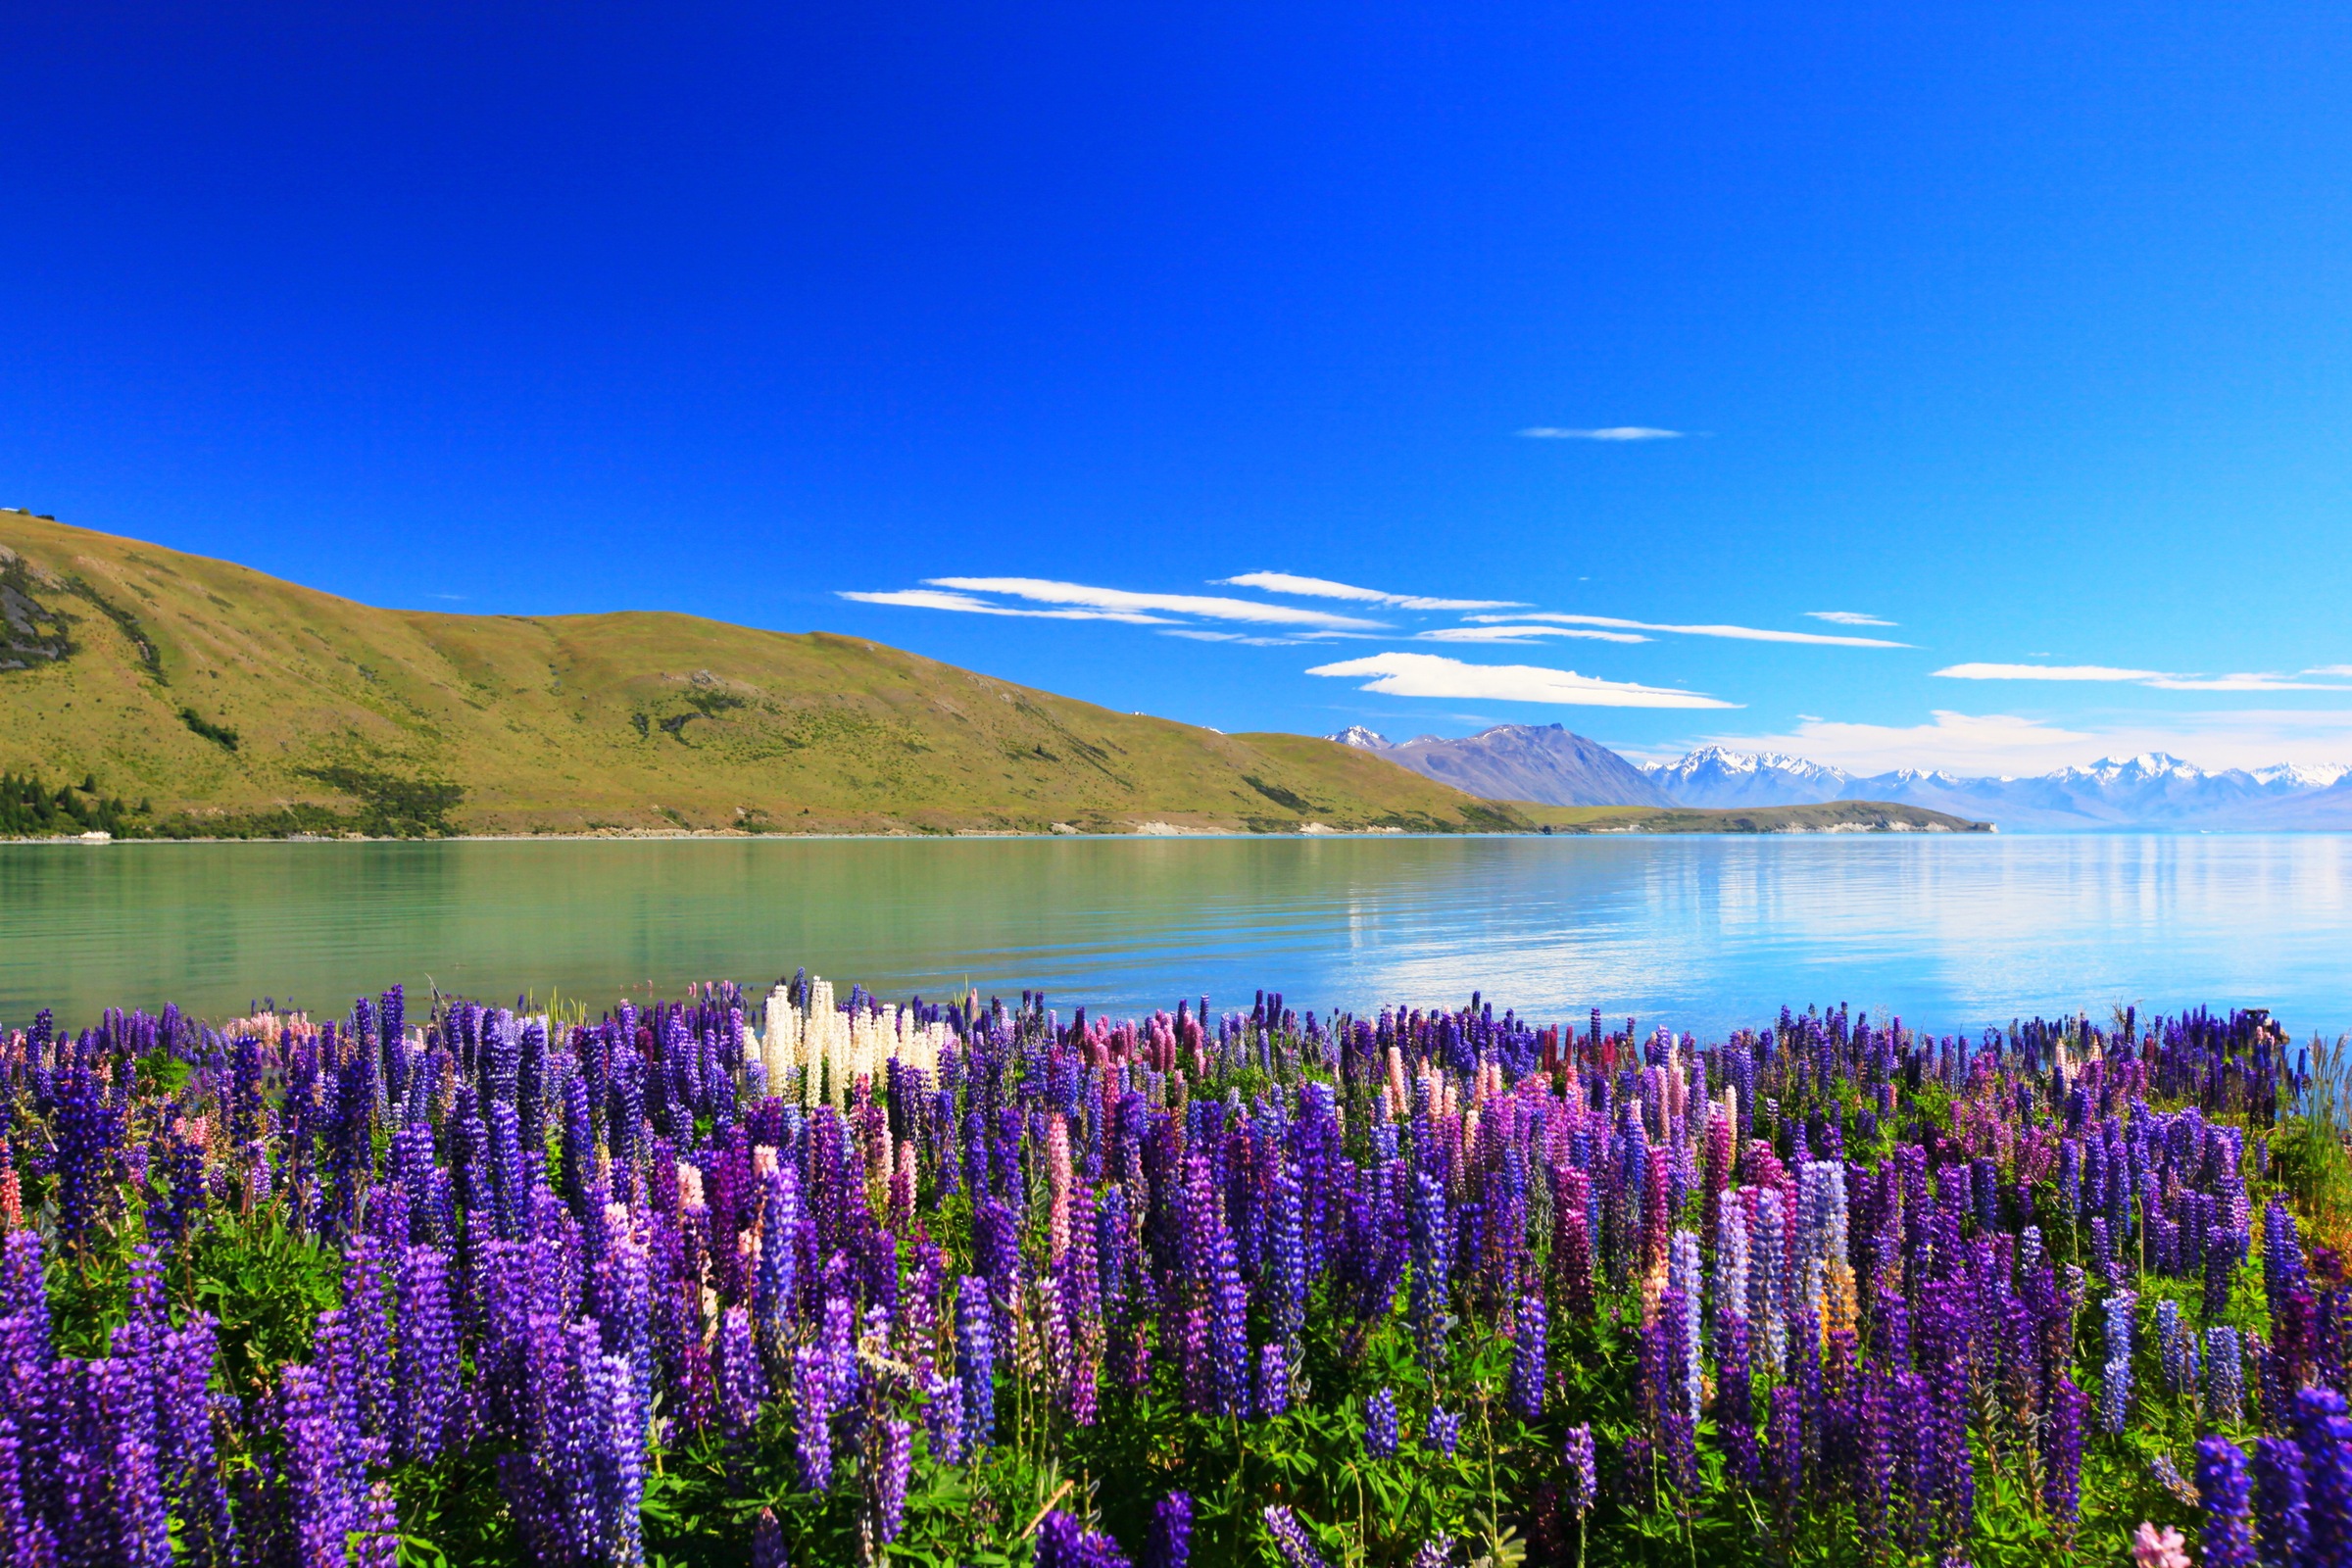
0;768;145;836
178;707;241;750
297;764;466;836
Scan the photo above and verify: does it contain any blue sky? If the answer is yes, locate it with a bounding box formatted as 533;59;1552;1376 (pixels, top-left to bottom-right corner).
5;3;2352;773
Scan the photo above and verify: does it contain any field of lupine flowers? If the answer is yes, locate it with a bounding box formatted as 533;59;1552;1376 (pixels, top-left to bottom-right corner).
0;977;2345;1568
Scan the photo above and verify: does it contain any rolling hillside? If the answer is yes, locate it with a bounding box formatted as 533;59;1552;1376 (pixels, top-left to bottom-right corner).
0;513;1522;837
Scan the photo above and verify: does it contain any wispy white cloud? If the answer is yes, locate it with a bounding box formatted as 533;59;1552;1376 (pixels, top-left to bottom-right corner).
1806;611;1895;627
2144;674;2352;692
927;576;1384;630
1935;662;2352;692
1414;624;1650;645
1676;709;2352;775
1305;652;1737;709
1215;571;1519;612
2309;665;2352;678
1519;426;1684;441
838;588;1176;624
1471;612;1907;649
1160;629;1299;647
1934;662;2166;682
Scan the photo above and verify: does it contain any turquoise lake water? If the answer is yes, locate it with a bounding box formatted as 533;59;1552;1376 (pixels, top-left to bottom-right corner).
2;834;2347;1040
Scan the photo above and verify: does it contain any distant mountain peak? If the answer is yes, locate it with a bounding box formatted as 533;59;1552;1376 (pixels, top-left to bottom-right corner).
1346;723;1669;808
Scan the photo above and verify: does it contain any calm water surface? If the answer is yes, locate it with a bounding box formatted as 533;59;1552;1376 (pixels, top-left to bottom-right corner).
3;835;2348;1040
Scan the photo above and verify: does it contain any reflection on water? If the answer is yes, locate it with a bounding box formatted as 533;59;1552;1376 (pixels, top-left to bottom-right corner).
1;835;2346;1039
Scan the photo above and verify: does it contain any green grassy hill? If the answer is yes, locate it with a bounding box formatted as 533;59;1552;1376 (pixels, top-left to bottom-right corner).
0;512;1524;837
1507;800;1995;833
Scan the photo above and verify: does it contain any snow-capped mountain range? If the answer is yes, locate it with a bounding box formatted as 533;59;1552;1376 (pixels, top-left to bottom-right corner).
1332;726;2352;828
1639;746;2352;829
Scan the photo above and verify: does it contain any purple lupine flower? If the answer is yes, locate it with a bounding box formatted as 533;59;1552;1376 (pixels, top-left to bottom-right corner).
793;1342;834;1492
956;1278;996;1449
753;1506;791;1568
1364;1387;1399;1458
869;1417;911;1544
395;1243;460;1463
1564;1423;1597;1517
923;1372;966;1465
1256;1341;1290;1418
754;1162;803;1358
1263;1504;1333;1568
715;1305;767;1435
2043;1375;2085;1533
1508;1290;1547;1419
2208;1326;2245;1426
1407;1169;1450;1372
2252;1435;2311;1568
2100;1291;2137;1435
1424;1404;1460;1457
1406;1537;1455;1568
2198;1436;2258;1568
1146;1492;1194;1568
2292;1386;2352;1568
1036;1510;1135;1568
281;1362;360;1568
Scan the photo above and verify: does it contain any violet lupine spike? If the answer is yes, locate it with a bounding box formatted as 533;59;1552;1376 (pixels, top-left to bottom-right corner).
2291;1386;2352;1568
1262;1504;1334;1568
1146;1492;1194;1568
1364;1387;1399;1458
2198;1436;2259;1568
869;1417;911;1545
955;1278;996;1449
1508;1290;1548;1420
2252;1434;2311;1568
1564;1422;1597;1517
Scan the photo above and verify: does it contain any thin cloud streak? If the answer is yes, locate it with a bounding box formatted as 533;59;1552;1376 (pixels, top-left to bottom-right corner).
1934;662;2166;682
1306;652;1737;709
838;588;1174;624
1518;426;1684;441
928;576;1385;630
1935;662;2352;692
1472;612;1906;649
1806;611;1895;627
1415;625;1650;645
1160;629;1299;647
1215;571;1519;612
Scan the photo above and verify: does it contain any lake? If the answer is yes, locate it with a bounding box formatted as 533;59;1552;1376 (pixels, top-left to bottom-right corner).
3;834;2348;1041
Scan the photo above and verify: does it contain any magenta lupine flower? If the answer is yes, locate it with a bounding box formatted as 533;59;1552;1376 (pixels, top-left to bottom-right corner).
2197;1436;2257;1568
